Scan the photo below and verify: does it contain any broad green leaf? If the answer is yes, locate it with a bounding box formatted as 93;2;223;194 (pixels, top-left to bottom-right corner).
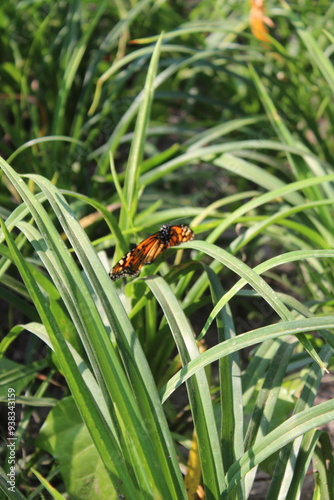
37;397;117;500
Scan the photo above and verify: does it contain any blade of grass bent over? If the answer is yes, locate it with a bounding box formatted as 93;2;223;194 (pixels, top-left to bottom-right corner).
161;315;334;402
199;248;334;342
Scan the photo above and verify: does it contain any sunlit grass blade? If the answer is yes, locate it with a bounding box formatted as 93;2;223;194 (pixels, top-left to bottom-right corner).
60;187;126;255
265;344;333;498
243;339;296;495
249;64;334;230
229;199;334;255
199;246;334;345
312;432;334;499
205;269;245;498
283;430;321;499
161;316;334;402
139;141;326;189
7;136;84;164
223;399;334;498
185;116;265;149
190;240;291;322
31;468;67;500
120;32;164;227
146;276;225;497
208;174;334;244
206;270;244;466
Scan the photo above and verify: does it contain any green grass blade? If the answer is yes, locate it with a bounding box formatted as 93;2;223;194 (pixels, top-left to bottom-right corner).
60;188;126;254
7;136;84;164
87;0;153;117
208;174;334;244
206;269;244;468
0;465;27;500
286;430;322;499
120;32;164;227
312;432;334;500
293;17;334;95
223;400;334;498
140;141;326;191
161;316;334;402
31;468;67;500
190;240;291;322
266;345;333;498
199;247;334;344
243;339;296;495
51;0;110;137
229;199;334;255
206;269;245;497
146;275;225;497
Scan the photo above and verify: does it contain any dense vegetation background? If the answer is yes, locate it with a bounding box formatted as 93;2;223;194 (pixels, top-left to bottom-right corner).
1;1;334;499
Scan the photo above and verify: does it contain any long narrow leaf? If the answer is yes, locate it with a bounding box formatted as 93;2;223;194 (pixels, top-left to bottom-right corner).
161;316;334;402
223;399;334;498
120;32;164;226
146;276;225;497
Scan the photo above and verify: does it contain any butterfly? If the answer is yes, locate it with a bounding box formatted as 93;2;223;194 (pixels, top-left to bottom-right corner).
109;224;194;281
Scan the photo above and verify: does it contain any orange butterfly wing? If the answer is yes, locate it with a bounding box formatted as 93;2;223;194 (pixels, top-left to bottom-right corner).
110;233;165;280
166;225;194;247
109;224;194;281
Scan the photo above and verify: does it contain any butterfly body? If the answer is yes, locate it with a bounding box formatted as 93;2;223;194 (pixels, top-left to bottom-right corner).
109;224;194;281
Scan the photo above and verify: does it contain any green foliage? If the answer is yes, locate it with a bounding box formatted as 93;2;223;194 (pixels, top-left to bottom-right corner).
0;1;334;499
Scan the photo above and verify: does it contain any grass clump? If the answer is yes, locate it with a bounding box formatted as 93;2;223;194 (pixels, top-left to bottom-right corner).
0;1;334;499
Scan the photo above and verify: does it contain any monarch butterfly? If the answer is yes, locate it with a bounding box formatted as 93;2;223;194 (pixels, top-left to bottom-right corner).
109;224;194;281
